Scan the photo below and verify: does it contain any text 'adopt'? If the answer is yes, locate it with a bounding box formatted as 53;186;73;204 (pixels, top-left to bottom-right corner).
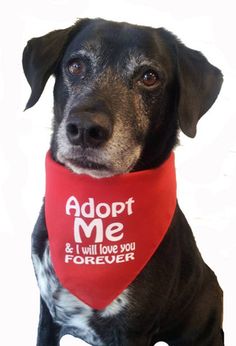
64;196;136;265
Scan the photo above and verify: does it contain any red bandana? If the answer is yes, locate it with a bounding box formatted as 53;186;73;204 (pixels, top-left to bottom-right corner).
45;152;176;310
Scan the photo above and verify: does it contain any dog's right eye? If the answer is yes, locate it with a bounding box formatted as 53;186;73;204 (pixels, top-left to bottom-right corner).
67;59;85;76
140;70;160;88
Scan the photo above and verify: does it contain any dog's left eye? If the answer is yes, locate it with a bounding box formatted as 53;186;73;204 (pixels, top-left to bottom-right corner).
67;59;85;76
140;70;159;87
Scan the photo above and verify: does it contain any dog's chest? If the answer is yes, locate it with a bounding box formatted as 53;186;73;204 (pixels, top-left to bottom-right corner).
32;241;129;345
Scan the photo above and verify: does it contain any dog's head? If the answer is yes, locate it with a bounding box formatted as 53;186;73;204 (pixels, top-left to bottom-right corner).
23;18;223;177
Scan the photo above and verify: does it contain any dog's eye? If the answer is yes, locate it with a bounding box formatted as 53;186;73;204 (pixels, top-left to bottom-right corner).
68;59;84;76
140;70;159;87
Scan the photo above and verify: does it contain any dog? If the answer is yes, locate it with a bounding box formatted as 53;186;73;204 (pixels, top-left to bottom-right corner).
23;18;224;345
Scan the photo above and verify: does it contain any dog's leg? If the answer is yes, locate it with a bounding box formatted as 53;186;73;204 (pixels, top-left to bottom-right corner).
121;335;153;346
36;297;61;346
207;329;225;346
166;329;224;346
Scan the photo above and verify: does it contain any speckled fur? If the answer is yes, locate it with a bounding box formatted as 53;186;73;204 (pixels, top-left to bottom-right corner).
32;240;130;345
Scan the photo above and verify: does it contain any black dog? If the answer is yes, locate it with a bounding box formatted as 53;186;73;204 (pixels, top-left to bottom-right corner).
23;18;224;345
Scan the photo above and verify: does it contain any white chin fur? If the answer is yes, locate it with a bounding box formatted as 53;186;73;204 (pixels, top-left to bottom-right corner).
65;161;117;179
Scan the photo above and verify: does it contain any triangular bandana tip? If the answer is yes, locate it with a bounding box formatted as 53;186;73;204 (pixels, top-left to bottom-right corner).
45;151;176;310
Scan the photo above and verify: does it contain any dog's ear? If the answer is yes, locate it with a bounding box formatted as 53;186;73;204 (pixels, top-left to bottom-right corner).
23;20;90;110
176;42;223;137
157;28;223;138
23;27;72;110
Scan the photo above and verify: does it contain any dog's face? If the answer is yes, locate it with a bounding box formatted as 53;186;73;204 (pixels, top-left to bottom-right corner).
53;20;177;178
23;19;223;177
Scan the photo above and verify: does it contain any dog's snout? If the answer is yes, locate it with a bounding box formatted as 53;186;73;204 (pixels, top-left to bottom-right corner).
66;113;112;147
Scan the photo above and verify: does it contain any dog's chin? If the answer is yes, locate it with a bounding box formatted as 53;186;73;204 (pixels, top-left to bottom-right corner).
57;156;138;179
65;160;116;178
56;148;141;178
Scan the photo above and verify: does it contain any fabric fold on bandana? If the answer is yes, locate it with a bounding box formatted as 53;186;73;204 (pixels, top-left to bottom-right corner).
45;151;176;310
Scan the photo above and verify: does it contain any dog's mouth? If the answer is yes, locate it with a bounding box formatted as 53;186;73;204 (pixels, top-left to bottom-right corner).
67;157;108;171
57;151;139;178
57;152;114;178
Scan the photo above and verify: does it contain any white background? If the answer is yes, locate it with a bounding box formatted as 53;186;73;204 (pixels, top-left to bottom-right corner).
0;0;235;345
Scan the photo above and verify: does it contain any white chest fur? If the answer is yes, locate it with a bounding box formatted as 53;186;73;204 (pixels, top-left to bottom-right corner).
32;241;129;344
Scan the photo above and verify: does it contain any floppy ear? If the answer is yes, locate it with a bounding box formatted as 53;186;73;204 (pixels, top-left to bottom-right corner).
22;19;91;110
23;27;74;110
176;41;223;137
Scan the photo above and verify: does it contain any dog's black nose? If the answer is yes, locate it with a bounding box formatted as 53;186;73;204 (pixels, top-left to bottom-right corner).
66;113;112;147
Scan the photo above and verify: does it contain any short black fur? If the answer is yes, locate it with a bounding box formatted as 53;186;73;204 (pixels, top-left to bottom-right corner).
23;18;224;345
